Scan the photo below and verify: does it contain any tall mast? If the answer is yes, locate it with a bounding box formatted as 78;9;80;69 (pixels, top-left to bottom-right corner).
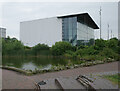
108;23;109;40
111;29;112;39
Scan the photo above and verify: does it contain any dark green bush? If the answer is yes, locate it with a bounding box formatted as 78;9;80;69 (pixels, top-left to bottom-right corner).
51;41;73;56
2;37;24;56
32;43;49;55
106;38;119;53
95;39;107;50
98;47;119;60
64;50;76;58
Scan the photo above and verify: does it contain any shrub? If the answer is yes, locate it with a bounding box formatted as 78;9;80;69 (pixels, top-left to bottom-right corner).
32;43;49;55
51;41;73;56
85;46;99;55
2;37;24;55
75;49;86;57
98;47;119;60
78;45;86;49
106;38;119;53
81;55;96;61
75;46;99;56
95;39;107;50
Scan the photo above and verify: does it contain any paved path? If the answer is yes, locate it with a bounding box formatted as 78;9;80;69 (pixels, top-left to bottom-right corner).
2;61;119;89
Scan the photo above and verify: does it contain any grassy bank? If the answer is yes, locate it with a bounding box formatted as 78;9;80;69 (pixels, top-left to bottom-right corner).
103;74;120;87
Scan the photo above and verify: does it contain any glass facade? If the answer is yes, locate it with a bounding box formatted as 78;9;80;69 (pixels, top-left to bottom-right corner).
62;17;77;46
77;22;94;45
62;16;94;46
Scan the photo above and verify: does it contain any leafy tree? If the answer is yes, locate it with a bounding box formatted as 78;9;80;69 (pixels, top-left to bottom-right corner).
95;39;107;50
32;43;49;55
51;41;73;56
2;37;24;55
106;38;119;53
99;47;119;60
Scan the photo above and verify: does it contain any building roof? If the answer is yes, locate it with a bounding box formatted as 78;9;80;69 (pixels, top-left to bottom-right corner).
57;13;99;29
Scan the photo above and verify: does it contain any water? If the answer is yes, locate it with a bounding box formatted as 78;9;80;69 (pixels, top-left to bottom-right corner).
2;57;79;71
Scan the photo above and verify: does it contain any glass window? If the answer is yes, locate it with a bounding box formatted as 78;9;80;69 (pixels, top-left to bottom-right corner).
62;17;77;46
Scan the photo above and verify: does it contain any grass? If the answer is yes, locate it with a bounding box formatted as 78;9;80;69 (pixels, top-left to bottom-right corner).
103;74;120;87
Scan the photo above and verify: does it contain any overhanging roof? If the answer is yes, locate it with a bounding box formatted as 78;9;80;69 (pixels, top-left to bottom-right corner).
57;13;99;29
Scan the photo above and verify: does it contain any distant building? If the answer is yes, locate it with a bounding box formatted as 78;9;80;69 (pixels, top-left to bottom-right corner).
0;28;6;38
20;13;99;47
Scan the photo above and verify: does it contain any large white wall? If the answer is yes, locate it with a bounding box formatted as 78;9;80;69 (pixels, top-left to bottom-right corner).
20;17;62;47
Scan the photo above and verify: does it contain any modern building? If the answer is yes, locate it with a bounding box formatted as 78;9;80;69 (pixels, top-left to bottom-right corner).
0;27;6;38
20;13;99;47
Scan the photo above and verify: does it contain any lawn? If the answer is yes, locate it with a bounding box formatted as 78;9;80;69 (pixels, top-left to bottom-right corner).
103;74;120;87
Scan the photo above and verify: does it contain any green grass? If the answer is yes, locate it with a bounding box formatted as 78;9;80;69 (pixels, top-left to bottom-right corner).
103;74;120;87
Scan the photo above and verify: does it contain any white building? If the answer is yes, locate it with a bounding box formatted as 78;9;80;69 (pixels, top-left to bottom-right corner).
20;13;99;47
0;28;6;38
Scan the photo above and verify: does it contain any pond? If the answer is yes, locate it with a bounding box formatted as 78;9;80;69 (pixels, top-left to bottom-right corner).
2;56;81;71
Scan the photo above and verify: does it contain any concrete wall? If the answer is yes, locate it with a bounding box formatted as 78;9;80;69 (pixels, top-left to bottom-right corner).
20;17;62;47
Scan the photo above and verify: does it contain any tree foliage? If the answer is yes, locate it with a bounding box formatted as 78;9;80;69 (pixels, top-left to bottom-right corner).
51;41;73;56
32;43;49;55
2;37;24;55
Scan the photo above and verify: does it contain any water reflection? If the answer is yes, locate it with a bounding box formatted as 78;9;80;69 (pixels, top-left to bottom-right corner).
2;57;69;71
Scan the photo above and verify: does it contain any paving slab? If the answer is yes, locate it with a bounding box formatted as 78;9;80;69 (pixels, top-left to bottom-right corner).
55;77;85;89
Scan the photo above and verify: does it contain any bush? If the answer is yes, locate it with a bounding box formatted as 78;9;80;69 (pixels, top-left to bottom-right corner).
2;37;24;55
78;45;86;49
75;46;99;57
32;43;49;55
98;47;119;60
85;46;99;55
64;50;77;58
51;41;73;56
95;39;107;50
81;55;96;61
106;38;119;53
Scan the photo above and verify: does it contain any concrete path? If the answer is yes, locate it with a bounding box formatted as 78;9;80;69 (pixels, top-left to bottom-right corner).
2;61;119;89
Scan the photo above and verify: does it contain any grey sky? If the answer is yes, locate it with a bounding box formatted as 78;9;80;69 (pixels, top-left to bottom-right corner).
0;2;118;40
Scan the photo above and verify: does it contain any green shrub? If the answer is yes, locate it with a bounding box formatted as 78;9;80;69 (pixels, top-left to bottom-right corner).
99;47;119;60
32;43;49;55
81;55;96;61
2;37;24;56
75;49;86;57
95;39;107;50
78;45;86;49
51;41;73;56
75;46;99;57
85;46;99;55
106;38;119;53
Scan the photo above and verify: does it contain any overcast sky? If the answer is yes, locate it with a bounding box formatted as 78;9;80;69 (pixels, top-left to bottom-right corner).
0;2;118;40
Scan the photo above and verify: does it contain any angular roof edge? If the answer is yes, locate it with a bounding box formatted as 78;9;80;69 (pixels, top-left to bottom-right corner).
57;13;99;29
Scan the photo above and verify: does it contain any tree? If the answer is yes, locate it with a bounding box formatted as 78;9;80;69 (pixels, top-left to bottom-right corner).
106;38;118;53
32;43;49;55
51;41;73;56
95;39;107;50
2;37;24;55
